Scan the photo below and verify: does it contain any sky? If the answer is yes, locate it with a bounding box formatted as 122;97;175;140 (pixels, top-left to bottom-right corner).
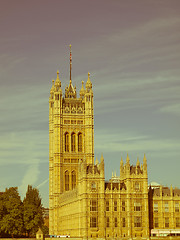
0;0;180;207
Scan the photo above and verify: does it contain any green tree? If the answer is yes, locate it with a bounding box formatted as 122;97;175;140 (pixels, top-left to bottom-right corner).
23;185;44;237
0;187;23;237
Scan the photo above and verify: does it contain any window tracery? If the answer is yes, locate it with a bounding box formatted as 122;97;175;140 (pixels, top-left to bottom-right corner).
65;170;69;191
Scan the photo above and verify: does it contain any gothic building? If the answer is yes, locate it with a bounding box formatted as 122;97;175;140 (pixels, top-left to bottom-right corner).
49;48;180;239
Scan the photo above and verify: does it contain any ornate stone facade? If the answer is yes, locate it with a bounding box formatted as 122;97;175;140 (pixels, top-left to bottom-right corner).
49;51;180;239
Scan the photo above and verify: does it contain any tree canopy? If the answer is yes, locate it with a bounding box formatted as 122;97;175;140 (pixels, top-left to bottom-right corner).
23;185;44;237
0;185;47;237
0;187;23;237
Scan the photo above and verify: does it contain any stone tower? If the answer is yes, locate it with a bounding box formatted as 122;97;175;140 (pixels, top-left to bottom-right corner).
49;46;94;234
119;154;149;238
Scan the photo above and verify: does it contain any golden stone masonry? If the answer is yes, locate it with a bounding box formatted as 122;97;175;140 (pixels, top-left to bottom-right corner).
49;48;180;239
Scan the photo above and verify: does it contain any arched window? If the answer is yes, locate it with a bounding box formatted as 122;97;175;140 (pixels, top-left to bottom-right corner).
78;133;83;152
71;133;76;152
65;132;69;152
71;170;76;189
65;171;69;191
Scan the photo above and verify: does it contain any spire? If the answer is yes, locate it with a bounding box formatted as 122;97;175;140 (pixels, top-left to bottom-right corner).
69;44;72;81
100;153;104;162
80;80;86;98
95;157;99;165
136;156;140;167
143;153;147;164
126;153;130;163
170;184;173;196
120;156;123;166
50;79;55;93
143;153;147;173
55;70;61;93
55;70;61;87
65;47;77;98
86;72;92;90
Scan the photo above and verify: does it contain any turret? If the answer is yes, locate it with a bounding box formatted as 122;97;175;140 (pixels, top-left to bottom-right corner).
100;153;104;163
95;157;99;166
143;153;147;174
50;79;55;100
136;157;140;174
136;157;140;167
55;70;61;92
120;157;124;179
80;81;86;99
99;154;105;177
126;153;130;174
170;184;173;197
86;72;92;91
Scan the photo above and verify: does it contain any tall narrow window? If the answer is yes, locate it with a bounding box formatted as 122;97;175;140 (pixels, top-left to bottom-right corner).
71;170;76;189
122;218;126;227
165;217;169;228
114;217;118;227
90;200;98;212
134;201;141;211
71;133;76;152
176;218;180;228
154;217;158;228
154;201;158;212
175;202;179;212
106;217;110;227
106;201;109;211
78;133;83;152
114;200;117;211
122;200;125;211
165;201;169;212
65;132;69;152
90;217;97;228
134;217;142;227
65;171;69;191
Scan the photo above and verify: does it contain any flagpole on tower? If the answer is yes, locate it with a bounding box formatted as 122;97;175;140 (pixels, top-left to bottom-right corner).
69;44;72;81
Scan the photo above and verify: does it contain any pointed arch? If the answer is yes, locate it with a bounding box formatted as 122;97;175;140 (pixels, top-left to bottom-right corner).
65;170;69;191
65;132;69;152
71;132;76;152
71;170;76;189
78;132;83;152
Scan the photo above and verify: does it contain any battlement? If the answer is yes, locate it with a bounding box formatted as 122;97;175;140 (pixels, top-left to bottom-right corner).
120;153;147;180
78;154;105;178
49;71;93;102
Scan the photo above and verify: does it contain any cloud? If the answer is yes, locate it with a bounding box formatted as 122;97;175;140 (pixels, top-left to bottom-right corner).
93;72;180;116
95;130;180;153
0;130;48;166
160;103;180;116
36;178;49;189
18;160;40;199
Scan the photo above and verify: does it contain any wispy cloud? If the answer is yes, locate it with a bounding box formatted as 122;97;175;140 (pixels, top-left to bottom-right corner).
0;131;48;166
160;103;180;116
95;130;180;153
18;160;40;199
36;178;49;189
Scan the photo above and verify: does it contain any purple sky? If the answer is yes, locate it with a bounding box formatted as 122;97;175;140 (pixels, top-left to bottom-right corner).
0;0;180;207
